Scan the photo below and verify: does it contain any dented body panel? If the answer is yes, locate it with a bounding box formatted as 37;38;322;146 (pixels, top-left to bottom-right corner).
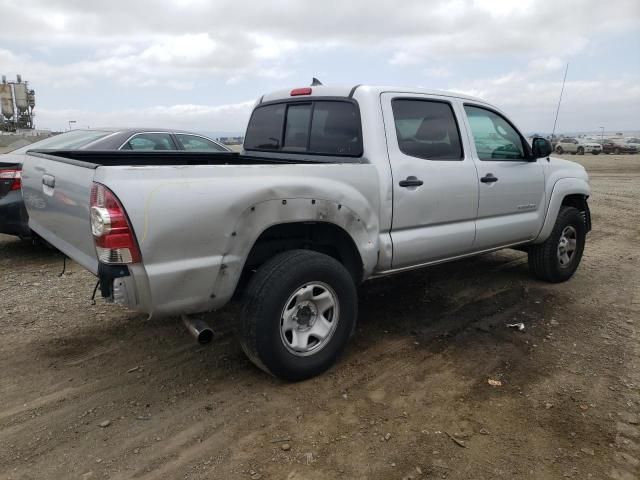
96;163;381;315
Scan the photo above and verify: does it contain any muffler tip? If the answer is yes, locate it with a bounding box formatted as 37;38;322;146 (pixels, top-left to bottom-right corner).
182;315;214;345
197;328;214;345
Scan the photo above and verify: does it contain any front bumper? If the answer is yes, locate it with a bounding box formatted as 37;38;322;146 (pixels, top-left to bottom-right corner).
0;190;30;237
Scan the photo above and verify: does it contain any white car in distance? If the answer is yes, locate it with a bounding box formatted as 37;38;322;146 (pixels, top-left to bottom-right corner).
555;138;601;155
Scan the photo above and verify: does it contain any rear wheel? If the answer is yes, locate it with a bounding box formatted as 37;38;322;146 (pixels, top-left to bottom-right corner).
577;147;584;155
614;147;621;155
528;206;586;283
238;250;357;381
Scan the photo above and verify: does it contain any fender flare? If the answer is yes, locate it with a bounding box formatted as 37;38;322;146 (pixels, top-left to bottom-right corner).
533;177;590;244
211;197;379;303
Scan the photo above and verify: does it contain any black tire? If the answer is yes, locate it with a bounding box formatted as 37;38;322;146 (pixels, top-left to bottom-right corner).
528;206;586;283
555;146;564;154
577;147;584;155
238;250;357;381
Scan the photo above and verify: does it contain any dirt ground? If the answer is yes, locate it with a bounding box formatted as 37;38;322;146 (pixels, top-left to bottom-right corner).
1;153;639;480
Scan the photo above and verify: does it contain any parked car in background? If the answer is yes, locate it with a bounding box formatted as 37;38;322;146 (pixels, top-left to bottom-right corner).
624;137;640;150
554;138;601;155
0;128;229;238
600;139;638;155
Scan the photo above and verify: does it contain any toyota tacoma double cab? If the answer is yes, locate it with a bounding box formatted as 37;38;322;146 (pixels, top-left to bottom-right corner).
21;85;592;380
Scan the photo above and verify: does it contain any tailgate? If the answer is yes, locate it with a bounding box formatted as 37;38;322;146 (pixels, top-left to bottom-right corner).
22;152;99;274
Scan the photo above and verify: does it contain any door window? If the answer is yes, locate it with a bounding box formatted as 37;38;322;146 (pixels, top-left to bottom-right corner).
175;134;227;152
464;106;526;160
121;133;177;151
391;99;463;160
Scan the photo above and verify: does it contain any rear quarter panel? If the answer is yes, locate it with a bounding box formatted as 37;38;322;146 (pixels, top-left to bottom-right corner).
95;163;381;316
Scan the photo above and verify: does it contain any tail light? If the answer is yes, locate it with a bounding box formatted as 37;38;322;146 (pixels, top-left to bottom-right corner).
0;168;22;191
90;183;141;264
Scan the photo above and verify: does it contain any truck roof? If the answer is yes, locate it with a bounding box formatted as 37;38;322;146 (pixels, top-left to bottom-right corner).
260;84;489;105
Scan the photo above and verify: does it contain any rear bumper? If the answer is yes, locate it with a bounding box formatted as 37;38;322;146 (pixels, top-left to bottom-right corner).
99;258;230;318
0;190;30;237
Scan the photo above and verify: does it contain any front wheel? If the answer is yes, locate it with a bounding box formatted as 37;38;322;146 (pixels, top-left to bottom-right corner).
528;206;586;283
577;147;584;155
614;147;621;155
555;146;564;154
238;250;357;381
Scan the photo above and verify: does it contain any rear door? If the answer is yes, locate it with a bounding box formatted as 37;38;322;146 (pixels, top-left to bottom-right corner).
382;93;479;268
461;104;545;249
21;152;99;273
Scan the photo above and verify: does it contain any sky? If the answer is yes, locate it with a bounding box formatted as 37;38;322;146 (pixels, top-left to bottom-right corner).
1;0;639;135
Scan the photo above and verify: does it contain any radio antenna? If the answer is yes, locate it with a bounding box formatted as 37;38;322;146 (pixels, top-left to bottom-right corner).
551;63;569;140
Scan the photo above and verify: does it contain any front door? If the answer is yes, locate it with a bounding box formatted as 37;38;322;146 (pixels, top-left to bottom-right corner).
461;104;546;250
382;93;479;268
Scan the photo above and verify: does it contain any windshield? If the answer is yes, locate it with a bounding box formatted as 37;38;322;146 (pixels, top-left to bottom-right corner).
9;130;113;153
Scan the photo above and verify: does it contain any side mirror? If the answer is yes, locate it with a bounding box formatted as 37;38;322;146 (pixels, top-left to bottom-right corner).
532;137;552;159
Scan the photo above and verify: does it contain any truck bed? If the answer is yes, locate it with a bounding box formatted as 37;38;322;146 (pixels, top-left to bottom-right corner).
21;148;380;316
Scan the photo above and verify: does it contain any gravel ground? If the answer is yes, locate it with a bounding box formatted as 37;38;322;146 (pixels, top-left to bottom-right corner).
1;153;639;480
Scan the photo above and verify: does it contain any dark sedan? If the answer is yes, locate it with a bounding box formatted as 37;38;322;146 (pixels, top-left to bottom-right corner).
600;140;638;155
0;128;229;239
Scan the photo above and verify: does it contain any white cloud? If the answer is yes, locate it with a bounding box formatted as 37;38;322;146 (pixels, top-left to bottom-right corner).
528;57;565;73
1;0;638;131
3;0;639;76
452;73;640;133
35;101;255;132
423;66;452;78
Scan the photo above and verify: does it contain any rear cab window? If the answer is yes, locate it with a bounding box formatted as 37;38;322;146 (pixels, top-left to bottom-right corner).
244;99;362;157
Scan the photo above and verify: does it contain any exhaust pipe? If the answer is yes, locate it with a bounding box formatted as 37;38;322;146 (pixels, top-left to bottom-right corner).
181;315;214;345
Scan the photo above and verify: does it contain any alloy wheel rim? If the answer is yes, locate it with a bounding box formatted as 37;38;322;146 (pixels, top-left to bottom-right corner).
280;282;339;357
557;225;578;267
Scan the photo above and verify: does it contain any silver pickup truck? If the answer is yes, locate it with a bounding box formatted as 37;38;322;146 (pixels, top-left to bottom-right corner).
21;85;591;380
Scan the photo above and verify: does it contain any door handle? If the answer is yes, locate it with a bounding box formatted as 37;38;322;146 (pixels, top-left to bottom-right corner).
399;176;424;188
480;173;498;183
42;174;55;188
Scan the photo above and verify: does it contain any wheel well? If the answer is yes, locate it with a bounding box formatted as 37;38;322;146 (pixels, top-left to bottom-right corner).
241;222;364;286
561;194;591;232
